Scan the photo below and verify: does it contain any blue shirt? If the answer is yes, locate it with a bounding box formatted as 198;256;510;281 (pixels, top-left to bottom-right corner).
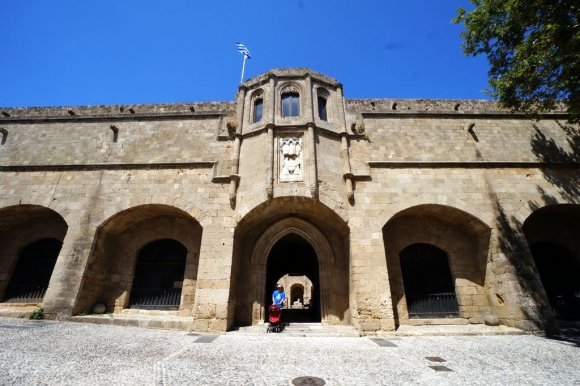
272;290;286;305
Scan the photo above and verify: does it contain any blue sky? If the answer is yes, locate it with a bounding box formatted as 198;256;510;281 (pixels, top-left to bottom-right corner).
1;1;490;107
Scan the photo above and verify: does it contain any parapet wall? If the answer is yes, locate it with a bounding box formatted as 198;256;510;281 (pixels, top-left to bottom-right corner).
0;101;235;119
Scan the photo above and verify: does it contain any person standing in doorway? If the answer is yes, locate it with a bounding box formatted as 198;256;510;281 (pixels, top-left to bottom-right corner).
272;284;286;308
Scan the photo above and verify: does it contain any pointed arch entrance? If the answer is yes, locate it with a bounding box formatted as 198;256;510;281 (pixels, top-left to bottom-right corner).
251;218;333;324
229;198;350;329
265;232;321;323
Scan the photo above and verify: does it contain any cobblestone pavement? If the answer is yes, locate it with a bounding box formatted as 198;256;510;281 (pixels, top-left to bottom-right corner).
0;318;578;386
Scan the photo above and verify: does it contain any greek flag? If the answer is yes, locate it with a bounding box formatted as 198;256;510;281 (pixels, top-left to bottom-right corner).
235;42;251;58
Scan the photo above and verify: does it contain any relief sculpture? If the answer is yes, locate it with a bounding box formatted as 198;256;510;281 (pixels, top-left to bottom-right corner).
279;136;303;182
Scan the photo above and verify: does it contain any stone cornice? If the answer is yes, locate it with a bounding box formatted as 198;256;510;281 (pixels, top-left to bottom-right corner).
368;161;579;168
0;162;216;172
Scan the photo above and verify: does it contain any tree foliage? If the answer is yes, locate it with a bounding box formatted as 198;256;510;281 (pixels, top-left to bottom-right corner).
454;0;579;122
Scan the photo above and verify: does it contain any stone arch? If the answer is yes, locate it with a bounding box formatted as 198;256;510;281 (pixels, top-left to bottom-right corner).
250;218;334;266
249;217;334;323
229;197;350;328
0;205;68;304
382;204;493;327
290;283;305;305
522;204;580;320
94;199;206;232
74;204;202;316
378;199;494;231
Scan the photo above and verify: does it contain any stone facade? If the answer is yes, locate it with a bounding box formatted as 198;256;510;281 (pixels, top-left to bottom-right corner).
0;68;578;335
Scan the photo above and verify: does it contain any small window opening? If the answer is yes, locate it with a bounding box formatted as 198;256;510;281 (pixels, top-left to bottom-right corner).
0;128;7;145
317;97;327;121
110;125;119;143
282;92;300;117
253;98;264;122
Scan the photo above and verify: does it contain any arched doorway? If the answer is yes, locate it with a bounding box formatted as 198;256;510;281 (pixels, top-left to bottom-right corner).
383;204;492;327
523;204;580;321
0;205;68;304
3;238;62;303
290;284;305;306
74;204;202;316
265;234;320;323
529;242;578;320
229;198;350;329
129;239;187;310
400;243;459;318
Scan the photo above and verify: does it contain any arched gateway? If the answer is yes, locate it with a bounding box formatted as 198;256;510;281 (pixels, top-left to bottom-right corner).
229;198;350;328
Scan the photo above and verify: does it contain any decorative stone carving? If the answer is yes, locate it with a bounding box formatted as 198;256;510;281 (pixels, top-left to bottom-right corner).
251;89;263;100
279;136;303;182
281;84;300;94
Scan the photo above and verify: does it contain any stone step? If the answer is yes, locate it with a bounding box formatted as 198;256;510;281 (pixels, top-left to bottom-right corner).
228;323;361;337
68;314;194;331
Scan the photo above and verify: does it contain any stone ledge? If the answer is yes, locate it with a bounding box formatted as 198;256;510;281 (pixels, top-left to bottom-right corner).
405;317;469;326
69;314;194;331
380;324;528;336
0;304;39;319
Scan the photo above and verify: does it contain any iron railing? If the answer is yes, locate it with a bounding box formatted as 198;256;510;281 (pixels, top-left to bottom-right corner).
129;288;182;310
407;292;460;318
2;285;46;303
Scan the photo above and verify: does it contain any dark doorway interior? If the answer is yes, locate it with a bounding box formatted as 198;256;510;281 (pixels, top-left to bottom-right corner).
400;243;459;318
3;238;62;303
530;241;580;321
129;239;186;310
265;234;321;323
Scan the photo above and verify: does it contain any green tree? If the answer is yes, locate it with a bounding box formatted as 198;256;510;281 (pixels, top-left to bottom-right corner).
454;0;579;122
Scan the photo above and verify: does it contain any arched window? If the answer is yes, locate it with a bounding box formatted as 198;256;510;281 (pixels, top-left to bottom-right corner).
281;92;300;117
290;284;305;305
399;243;459;318
253;98;263;123
317;96;327;121
3;238;62;302
129;239;187;310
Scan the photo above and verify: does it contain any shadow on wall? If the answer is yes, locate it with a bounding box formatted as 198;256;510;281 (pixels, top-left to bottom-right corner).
490;120;579;333
531;122;579;204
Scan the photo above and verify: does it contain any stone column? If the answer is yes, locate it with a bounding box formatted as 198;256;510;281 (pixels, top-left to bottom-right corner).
229;87;246;207
42;217;96;318
486;226;557;332
349;222;395;333
307;124;318;198
338;85;355;203
193;221;236;333
268;75;276;124
304;74;314;122
265;125;274;199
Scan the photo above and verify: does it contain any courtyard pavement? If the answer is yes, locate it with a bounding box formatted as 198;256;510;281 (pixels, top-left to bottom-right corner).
0;317;578;386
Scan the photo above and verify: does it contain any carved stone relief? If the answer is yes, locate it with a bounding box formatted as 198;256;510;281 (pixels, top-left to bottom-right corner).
280;84;300;94
279;136;303;182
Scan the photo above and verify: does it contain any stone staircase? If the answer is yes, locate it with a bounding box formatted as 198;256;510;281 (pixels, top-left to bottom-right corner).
228;323;360;337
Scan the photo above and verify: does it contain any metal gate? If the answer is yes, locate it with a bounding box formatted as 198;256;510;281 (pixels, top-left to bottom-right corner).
3;238;62;303
129;239;186;310
400;243;459;318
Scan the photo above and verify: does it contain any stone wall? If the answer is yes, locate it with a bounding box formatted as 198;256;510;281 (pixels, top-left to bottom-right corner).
0;68;578;335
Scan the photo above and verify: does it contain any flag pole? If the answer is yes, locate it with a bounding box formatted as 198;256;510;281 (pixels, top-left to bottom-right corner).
240;54;247;84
